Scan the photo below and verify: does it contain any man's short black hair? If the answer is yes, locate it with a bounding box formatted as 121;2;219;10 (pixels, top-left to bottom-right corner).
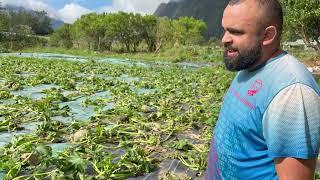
228;0;283;38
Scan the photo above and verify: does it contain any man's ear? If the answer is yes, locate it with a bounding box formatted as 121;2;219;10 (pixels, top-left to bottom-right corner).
262;26;277;46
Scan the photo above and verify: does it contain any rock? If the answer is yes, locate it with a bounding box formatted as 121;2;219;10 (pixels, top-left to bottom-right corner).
307;67;314;73
21;153;40;166
72;129;88;142
141;105;156;113
85;164;98;176
313;66;320;72
154;0;228;39
117;115;129;122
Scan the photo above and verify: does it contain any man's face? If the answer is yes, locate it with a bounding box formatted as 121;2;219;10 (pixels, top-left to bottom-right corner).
221;2;264;71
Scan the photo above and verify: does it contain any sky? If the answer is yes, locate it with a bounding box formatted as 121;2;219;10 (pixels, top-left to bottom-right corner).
1;0;171;24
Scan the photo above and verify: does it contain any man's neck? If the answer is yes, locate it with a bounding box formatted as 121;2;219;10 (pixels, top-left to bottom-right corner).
248;48;283;71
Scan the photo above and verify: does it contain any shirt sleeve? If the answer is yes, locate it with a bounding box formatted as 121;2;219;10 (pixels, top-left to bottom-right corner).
262;83;320;159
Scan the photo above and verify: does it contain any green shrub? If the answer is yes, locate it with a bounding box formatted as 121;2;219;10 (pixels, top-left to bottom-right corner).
0;32;48;51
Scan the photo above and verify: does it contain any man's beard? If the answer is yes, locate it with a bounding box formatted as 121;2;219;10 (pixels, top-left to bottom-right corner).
223;44;262;72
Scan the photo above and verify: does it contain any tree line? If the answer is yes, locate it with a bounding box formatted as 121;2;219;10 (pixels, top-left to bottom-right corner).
0;1;319;53
50;12;207;52
0;6;52;35
0;5;52;51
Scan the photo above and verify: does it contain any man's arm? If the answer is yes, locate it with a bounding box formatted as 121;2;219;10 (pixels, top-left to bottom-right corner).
274;158;316;180
263;83;320;179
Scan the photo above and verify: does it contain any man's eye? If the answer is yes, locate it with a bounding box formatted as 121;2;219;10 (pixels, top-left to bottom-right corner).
230;31;243;35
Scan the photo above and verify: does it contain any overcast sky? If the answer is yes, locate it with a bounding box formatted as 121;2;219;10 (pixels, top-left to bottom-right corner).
1;0;171;23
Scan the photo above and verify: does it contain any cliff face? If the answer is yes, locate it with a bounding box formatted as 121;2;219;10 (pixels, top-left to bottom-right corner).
154;0;228;39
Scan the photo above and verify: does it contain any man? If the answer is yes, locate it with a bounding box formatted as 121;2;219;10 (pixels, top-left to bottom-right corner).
206;0;320;179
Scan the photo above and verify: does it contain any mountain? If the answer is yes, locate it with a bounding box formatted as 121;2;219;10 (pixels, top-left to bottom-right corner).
1;5;63;30
154;0;228;39
51;19;64;29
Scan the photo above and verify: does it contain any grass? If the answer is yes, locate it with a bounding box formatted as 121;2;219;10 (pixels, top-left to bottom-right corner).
20;45;224;63
21;45;320;66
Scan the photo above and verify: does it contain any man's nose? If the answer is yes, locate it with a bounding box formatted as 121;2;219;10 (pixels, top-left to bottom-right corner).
221;32;232;45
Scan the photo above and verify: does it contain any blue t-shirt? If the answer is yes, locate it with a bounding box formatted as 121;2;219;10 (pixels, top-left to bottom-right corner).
206;53;320;180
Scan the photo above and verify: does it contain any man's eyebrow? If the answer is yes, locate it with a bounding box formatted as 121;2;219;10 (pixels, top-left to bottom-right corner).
225;27;244;33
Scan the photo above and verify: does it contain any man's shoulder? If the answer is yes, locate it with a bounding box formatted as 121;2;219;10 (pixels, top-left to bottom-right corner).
265;53;319;92
272;53;306;75
232;53;319;110
235;53;312;86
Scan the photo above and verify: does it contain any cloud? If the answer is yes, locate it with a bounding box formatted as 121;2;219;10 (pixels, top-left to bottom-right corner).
1;0;172;23
1;0;92;23
99;0;170;14
57;3;92;23
1;0;57;18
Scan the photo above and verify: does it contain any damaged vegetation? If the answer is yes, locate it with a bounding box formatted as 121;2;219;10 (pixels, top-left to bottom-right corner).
0;55;233;179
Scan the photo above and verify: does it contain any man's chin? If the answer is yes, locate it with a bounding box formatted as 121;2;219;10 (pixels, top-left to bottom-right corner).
224;57;240;72
223;44;262;72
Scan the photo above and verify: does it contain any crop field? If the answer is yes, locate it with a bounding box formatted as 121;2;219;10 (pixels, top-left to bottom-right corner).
0;53;233;179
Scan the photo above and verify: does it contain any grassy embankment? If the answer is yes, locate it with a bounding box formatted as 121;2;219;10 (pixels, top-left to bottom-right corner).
20;46;320;65
21;46;224;63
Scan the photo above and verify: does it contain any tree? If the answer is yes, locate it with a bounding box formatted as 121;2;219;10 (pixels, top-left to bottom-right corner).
0;12;8;32
155;17;174;51
141;15;157;52
73;13;107;51
130;13;144;52
72;18;87;49
0;2;8;32
107;12;141;52
281;0;320;52
99;13;113;51
30;11;53;35
172;17;207;46
50;24;73;49
50;12;207;53
0;7;53;35
14;24;33;35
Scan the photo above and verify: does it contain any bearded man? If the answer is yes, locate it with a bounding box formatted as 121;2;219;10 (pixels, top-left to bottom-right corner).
206;0;320;179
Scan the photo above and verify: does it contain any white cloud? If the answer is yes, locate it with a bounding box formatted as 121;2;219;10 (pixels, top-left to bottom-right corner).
99;0;170;14
1;0;172;23
57;3;92;23
1;0;57;18
1;0;92;23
